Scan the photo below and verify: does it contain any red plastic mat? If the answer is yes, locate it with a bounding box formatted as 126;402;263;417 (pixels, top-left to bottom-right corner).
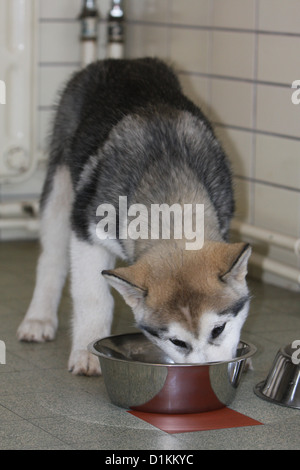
128;407;263;434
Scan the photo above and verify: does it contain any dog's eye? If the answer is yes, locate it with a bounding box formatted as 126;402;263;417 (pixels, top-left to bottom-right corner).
169;338;188;349
211;323;226;339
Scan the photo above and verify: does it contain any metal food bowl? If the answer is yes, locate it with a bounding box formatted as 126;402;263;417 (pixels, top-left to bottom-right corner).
89;333;256;414
254;343;300;410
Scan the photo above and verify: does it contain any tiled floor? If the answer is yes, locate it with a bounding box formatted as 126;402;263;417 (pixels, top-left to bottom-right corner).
0;241;299;450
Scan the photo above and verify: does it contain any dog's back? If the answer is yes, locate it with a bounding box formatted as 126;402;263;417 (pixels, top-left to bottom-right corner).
44;58;234;248
45;58;212;187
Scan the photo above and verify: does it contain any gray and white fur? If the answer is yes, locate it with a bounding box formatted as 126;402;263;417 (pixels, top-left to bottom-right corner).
17;58;251;375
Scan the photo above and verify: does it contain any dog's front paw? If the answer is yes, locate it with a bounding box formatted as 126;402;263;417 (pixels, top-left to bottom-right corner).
17;319;57;342
68;349;101;376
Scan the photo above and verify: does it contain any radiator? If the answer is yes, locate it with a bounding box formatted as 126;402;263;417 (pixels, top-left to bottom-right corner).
0;0;39;184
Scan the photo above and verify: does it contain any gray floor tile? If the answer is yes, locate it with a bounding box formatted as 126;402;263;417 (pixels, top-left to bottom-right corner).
0;418;70;450
29;415;187;450
0;404;22;423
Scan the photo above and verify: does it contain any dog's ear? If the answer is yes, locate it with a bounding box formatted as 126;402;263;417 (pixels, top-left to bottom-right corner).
220;243;252;284
102;267;147;309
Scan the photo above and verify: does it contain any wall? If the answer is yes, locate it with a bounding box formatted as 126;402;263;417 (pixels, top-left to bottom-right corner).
1;0;300;290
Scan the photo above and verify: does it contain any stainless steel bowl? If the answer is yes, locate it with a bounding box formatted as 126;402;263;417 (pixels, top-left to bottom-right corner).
254;343;300;410
89;333;257;414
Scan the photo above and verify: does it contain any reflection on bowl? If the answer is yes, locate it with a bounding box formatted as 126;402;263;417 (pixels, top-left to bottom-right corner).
89;333;256;414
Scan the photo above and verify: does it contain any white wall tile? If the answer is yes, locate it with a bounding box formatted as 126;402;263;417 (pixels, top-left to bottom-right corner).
126;0;171;23
211;79;253;128
40;23;81;63
232;177;252;223
255;134;300;189
212;0;256;30
215;126;253;178
259;0;300;34
40;0;111;21
169;28;209;73
257;35;300;84
39;66;78;107
39;0;81;19
211;31;255;79
254;183;300;237
256;84;300;137
170;0;211;26
125;24;170;60
178;73;210;117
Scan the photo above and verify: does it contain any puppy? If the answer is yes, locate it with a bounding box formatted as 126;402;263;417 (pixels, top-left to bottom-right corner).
17;58;251;375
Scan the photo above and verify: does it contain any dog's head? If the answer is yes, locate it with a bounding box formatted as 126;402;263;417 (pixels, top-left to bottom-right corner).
102;241;251;363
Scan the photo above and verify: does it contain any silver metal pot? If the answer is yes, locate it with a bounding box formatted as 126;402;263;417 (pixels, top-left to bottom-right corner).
254;343;300;410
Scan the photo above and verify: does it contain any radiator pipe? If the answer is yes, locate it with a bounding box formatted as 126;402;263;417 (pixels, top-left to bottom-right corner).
78;0;99;67
0;201;39;217
107;0;125;59
0;218;39;232
250;252;300;285
231;220;300;256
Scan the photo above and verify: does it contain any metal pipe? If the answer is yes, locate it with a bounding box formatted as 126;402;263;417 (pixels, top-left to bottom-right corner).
78;0;99;67
250;252;300;285
231;220;300;257
107;0;125;59
0;218;39;232
0;201;39;217
1;0;39;184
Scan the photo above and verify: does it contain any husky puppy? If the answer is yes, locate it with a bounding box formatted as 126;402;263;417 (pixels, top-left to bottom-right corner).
17;58;251;375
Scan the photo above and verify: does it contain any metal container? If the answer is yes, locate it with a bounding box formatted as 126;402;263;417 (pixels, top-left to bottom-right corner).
254;343;300;410
89;333;256;414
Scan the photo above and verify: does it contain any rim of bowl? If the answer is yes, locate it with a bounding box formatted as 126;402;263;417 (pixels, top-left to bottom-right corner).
88;333;257;368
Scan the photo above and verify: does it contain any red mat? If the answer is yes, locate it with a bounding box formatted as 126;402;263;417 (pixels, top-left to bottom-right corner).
128;407;263;434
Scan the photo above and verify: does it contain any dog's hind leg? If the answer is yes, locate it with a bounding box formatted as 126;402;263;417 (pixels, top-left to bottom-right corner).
17;165;73;342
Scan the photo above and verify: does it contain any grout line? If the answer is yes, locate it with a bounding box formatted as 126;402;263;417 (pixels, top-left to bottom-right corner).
250;0;260;224
38;105;56;111
234;174;300;194
207;0;215;118
39;18;108;24
39;62;80;68
39;17;300;38
0;402;26;421
36;103;300;145
213;122;300;143
177;70;291;88
0;193;42;201
37;64;292;89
